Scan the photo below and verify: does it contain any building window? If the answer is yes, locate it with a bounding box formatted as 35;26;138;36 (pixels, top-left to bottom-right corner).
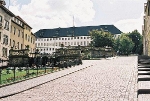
10;39;11;46
0;15;2;22
14;27;16;35
18;30;20;37
3;35;8;45
21;44;23;49
12;40;15;48
84;41;86;46
28;35;30;42
4;20;9;30
87;41;89;45
25;34;27;40
11;26;12;33
17;42;19;49
20;22;22;26
38;43;40;46
22;32;24;38
31;37;32;43
33;39;35;44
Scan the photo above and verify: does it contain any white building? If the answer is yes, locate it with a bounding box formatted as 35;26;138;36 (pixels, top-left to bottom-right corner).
36;36;91;53
35;25;122;54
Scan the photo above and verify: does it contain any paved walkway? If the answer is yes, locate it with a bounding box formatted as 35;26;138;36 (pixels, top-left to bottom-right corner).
1;56;138;101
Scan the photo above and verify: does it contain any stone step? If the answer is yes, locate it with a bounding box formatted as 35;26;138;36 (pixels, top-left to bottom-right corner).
138;65;150;68
138;68;150;71
138;94;150;101
138;81;150;94
138;71;150;75
138;75;150;81
139;62;150;64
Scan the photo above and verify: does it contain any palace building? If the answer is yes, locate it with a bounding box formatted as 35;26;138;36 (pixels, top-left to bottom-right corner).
35;25;122;54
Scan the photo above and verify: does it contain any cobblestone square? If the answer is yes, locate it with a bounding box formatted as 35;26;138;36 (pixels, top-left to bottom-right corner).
1;56;138;101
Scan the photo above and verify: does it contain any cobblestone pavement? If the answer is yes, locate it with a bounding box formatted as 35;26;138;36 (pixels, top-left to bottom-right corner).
1;56;138;101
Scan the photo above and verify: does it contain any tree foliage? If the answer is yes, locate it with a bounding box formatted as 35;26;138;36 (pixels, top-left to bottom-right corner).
113;34;134;55
126;30;143;55
89;29;114;47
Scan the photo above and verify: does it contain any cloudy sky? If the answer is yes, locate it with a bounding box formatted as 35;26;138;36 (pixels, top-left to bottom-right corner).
5;0;146;33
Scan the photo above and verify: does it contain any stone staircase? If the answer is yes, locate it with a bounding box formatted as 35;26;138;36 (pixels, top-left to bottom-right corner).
138;56;150;101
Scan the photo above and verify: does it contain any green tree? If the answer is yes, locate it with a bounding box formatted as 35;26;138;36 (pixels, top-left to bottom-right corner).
116;34;134;55
127;30;143;54
113;37;120;52
89;29;114;47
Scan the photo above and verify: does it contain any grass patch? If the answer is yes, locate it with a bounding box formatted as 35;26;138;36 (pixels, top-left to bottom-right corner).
0;67;54;85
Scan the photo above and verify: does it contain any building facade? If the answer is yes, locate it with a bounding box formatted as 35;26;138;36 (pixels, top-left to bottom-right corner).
35;25;122;54
0;1;36;62
143;0;150;56
0;3;14;61
10;16;24;50
10;16;36;54
18;16;36;53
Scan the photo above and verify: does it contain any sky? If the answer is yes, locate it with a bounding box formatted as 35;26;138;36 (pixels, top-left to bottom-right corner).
4;0;146;33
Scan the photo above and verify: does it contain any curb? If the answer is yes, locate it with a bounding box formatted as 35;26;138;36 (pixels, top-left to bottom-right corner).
0;64;93;98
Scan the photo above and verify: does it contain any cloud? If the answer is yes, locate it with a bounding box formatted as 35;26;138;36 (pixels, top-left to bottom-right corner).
9;0;95;33
114;12;144;34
